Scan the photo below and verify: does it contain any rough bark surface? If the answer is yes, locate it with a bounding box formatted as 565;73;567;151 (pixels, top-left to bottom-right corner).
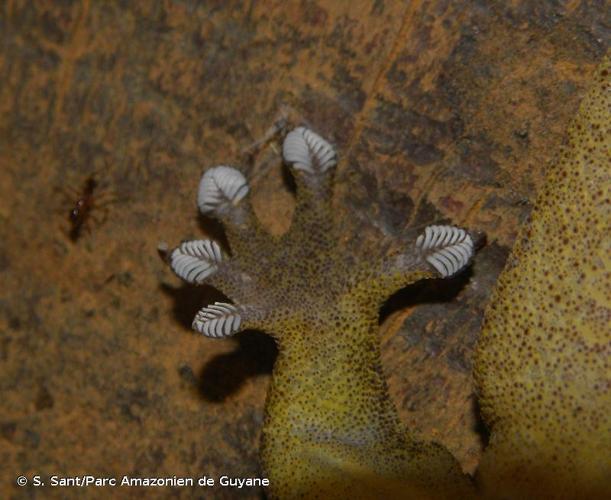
0;1;607;498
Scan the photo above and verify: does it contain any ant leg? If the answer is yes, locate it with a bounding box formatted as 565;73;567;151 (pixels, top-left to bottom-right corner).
54;185;82;203
90;207;109;226
96;191;127;207
60;222;72;240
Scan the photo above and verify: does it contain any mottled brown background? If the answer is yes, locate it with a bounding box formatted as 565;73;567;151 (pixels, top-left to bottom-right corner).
0;1;607;498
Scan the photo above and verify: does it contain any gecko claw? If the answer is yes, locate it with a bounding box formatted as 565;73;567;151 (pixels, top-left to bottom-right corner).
416;225;474;278
197;166;250;216
283;126;337;175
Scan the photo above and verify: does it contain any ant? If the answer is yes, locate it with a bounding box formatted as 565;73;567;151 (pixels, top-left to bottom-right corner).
58;169;117;242
68;175;99;240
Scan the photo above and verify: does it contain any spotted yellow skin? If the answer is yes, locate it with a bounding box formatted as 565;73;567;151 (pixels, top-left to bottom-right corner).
176;147;475;497
474;56;610;498
260;288;472;499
